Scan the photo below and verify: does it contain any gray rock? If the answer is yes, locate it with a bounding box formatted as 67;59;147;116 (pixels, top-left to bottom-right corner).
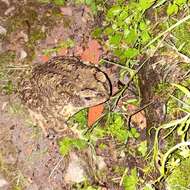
64;152;86;184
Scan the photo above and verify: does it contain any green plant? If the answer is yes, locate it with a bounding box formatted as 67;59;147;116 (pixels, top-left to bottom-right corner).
2;80;14;94
37;0;65;5
153;83;190;181
102;1;154;61
70;109;87;129
138;140;148;157
106;113;140;142
167;0;187;16
59;137;87;156
122;168;138;190
166;157;190;190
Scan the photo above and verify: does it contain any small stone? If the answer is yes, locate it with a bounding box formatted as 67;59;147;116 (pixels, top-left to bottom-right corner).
96;156;106;170
0;26;7;36
64;152;86;184
19;49;27;60
0;178;8;188
0;0;9;6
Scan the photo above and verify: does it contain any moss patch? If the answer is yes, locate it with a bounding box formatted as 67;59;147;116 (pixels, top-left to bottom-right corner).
166;157;190;190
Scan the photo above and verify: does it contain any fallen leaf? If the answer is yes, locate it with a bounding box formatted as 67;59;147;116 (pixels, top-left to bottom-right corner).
88;104;104;127
41;55;49;62
81;39;101;64
127;104;147;130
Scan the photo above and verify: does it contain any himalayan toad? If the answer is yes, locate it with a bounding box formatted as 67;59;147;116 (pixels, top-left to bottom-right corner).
18;56;111;134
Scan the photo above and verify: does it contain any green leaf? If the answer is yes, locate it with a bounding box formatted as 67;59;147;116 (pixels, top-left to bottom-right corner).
90;2;97;14
118;9;129;22
37;0;51;3
141;31;151;44
138;141;148;157
59;137;73;156
113;49;125;58
59;137;87;156
143;184;154;190
3;80;14;94
124;48;139;59
104;27;114;35
123;168;138;190
139;21;149;31
52;0;65;6
72;139;87;150
71;109;87;128
139;0;155;10
161;114;190;129
172;83;190;98
179;147;190;158
124;29;138;45
91;28;102;38
167;3;179;16
107;114;128;142
85;0;93;5
109;33;122;47
130;128;140;138
107;6;122;19
174;0;187;6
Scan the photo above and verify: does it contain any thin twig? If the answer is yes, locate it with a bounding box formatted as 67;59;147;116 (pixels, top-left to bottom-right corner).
100;59;128;69
49;157;64;179
143;14;190;51
111;58;149;111
119;167;128;186
164;41;190;63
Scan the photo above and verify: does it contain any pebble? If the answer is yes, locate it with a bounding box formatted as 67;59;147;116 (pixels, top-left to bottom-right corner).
64;152;86;184
96;156;107;170
0;26;7;36
0;177;8;190
0;0;9;6
19;49;27;60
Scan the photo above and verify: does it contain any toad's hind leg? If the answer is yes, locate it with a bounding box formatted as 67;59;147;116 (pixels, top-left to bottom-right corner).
52;119;67;133
28;109;48;136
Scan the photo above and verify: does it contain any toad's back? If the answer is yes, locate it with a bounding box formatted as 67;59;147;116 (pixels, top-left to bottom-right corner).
18;56;111;130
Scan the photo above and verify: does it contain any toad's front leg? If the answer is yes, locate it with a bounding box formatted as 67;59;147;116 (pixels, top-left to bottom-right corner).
28;109;49;136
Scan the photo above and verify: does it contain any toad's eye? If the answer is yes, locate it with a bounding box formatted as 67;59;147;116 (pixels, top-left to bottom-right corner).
80;88;96;98
84;97;92;101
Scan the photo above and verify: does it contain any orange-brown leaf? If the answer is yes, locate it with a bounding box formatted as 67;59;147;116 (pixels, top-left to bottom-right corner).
41;55;49;62
88;104;104;127
81;39;101;64
127;104;147;130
